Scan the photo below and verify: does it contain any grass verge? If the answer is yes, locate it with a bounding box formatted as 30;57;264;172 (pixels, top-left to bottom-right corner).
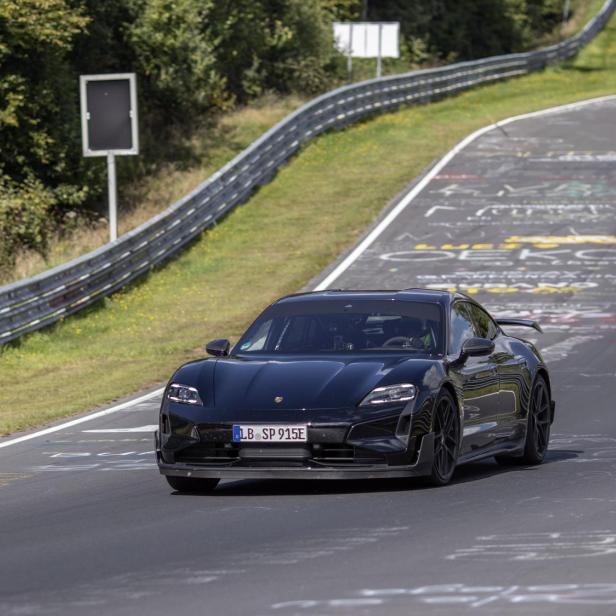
1;9;616;435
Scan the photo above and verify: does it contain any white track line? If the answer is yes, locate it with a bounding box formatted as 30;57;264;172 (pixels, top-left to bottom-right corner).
314;94;616;290
0;388;163;449
82;425;158;433
2;94;615;451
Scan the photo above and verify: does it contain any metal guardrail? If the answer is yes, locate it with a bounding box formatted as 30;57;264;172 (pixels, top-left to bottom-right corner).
1;0;614;344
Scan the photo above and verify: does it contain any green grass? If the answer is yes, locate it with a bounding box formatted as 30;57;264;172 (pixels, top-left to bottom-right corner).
2;12;616;435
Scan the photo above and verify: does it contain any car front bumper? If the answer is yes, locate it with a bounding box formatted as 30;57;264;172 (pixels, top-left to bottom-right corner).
156;432;435;480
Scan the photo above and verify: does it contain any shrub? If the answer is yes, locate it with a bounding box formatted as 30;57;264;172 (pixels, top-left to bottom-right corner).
0;177;56;274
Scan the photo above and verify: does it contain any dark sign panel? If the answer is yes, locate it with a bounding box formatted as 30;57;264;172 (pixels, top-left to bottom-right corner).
87;80;132;151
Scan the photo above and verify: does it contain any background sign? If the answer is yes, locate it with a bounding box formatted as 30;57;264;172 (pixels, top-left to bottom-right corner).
80;73;138;157
333;22;400;59
79;73;139;241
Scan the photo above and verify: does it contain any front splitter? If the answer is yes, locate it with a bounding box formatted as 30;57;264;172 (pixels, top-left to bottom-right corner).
157;433;434;480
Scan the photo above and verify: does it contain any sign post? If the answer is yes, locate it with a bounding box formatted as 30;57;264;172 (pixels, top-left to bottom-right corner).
376;23;383;78
347;23;354;82
106;153;118;241
561;0;572;36
80;73;139;242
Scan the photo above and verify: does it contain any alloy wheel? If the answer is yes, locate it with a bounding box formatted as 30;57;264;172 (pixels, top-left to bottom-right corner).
530;378;551;456
432;393;460;482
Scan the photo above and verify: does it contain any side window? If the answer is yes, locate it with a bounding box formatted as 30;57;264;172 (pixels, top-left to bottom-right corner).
449;302;475;355
466;304;499;340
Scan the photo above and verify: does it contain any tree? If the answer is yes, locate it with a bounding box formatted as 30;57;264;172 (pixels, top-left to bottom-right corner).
0;0;89;185
129;0;228;118
0;0;91;268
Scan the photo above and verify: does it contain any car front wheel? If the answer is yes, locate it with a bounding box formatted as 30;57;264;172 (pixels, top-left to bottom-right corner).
426;388;460;486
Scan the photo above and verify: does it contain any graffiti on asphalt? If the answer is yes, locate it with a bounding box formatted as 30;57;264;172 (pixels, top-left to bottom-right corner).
271;583;616;610
447;531;616;561
424;203;615;225
430;181;616;199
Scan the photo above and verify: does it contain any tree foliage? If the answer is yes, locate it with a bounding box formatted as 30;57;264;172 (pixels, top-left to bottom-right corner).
0;1;88;184
0;0;94;274
366;0;565;62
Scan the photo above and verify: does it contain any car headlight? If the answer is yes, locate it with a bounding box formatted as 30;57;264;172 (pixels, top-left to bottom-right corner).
359;383;417;406
167;383;203;405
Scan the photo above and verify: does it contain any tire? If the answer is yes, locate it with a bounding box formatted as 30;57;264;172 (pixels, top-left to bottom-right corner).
165;475;220;493
496;375;551;466
425;388;460;486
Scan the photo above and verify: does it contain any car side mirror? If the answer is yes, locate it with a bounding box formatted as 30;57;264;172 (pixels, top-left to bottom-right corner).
461;337;495;358
205;338;230;357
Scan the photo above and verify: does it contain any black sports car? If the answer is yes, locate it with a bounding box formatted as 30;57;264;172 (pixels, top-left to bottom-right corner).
156;289;555;492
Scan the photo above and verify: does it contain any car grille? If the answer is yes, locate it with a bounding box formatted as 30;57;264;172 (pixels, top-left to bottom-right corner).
313;444;355;461
175;443;240;464
175;441;386;466
312;444;386;466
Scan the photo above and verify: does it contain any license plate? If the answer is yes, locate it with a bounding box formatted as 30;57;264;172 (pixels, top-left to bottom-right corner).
232;424;308;443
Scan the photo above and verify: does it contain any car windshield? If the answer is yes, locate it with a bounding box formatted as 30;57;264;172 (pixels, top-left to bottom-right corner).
234;299;443;355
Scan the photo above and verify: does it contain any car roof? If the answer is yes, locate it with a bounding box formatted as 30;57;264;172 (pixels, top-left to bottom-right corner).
274;288;460;308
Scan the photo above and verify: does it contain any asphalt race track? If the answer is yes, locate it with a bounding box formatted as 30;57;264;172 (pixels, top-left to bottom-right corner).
1;97;616;615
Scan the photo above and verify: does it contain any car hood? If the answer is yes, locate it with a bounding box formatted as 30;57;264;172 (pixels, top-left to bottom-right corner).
204;354;436;411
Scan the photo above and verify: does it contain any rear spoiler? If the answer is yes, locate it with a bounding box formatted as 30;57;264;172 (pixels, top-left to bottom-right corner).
496;318;543;333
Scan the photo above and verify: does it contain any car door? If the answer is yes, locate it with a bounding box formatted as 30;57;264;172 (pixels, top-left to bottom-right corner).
465;302;519;442
448;301;500;455
493;338;529;438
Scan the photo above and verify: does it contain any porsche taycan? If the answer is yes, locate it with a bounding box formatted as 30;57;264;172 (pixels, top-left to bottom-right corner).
156;289;555;492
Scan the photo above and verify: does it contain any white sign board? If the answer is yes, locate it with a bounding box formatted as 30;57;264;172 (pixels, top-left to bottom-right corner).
333;22;400;59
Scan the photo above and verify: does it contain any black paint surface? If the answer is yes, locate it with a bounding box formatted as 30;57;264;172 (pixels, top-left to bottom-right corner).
86;79;133;152
1;98;616;615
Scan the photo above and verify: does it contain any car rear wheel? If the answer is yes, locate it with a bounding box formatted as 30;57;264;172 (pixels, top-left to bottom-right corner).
426;389;460;486
496;375;551;466
165;475;220;493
